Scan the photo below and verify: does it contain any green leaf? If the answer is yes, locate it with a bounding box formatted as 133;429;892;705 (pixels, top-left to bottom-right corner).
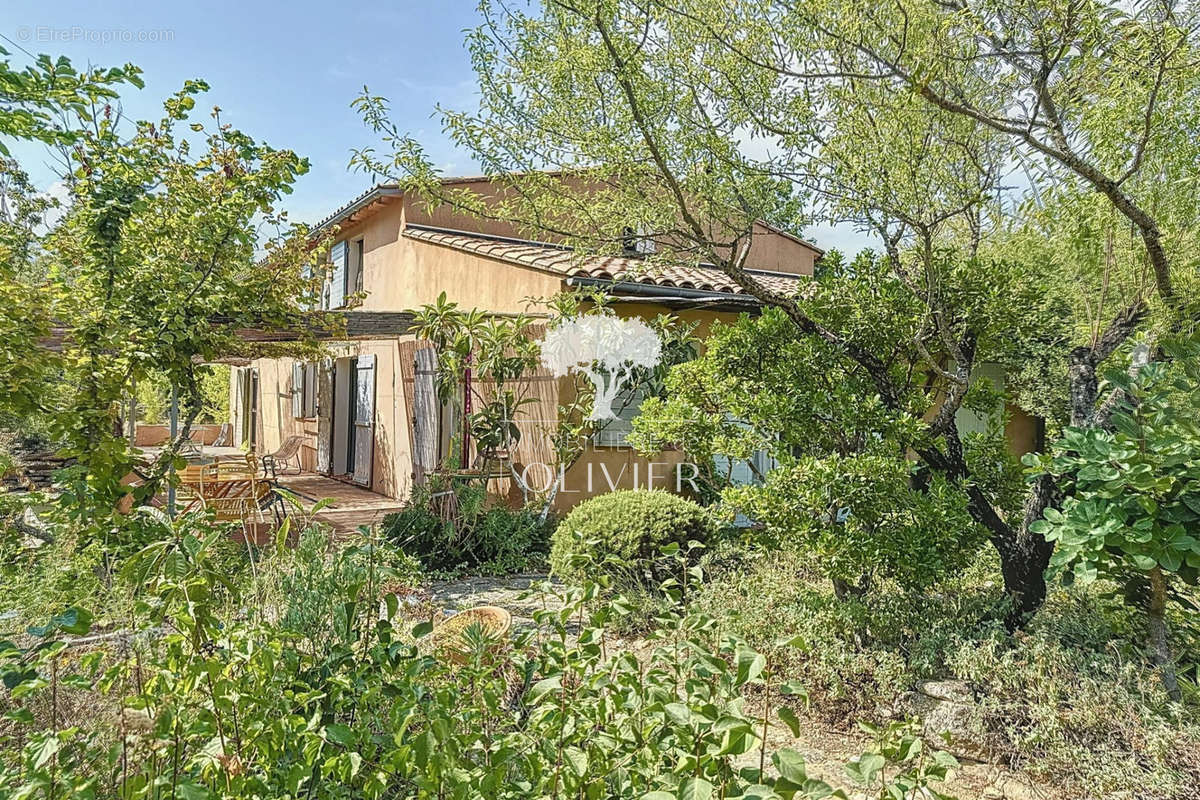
325;723;354;746
564;746;588;777
53;606;93;636
1159;549;1183;572
176;783;212;800
411;620;433;638
1130;554;1156;570
678;777;714;800
1110;411;1140;438
528;675;562;702
844;752;886;785
773;748;808;784
665;702;691;725
735;644;766;685
32;734;61;768
777;705;802;737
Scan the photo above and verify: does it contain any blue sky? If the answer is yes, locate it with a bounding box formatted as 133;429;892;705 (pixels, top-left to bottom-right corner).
4;0;869;253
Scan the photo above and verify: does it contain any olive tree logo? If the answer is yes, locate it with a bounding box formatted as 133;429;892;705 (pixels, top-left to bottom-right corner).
540;316;662;420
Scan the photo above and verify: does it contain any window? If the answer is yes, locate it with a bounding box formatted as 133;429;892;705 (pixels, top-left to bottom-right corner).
291;362;318;418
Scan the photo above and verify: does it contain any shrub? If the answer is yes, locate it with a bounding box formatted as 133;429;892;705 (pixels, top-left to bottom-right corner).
695;547;1200;799
549;489;711;586
382;483;550;575
726;454;985;595
0;518;959;800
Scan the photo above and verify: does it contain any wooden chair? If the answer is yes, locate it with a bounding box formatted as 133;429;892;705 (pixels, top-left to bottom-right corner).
176;463;219;513
262;435;305;478
203;455;281;533
178;437;204;460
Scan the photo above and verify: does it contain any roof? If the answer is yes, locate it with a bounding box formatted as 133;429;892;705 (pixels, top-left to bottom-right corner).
403;224;807;298
314;184;401;232
314;176;823;260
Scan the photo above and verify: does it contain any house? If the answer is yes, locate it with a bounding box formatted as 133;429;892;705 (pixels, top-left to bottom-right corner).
229;175;1037;510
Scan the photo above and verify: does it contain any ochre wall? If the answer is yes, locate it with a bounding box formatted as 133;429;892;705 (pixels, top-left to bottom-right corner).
253;358;320;472
246;337;411;500
1004;403;1041;457
133;423;226;447
337;202;564;315
743;222;819;275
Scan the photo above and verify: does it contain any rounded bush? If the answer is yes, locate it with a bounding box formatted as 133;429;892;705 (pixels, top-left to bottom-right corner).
549;490;711;586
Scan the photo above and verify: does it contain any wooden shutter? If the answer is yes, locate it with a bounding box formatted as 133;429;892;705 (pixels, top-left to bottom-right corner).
291;363;304;418
352;354;375;486
303;363;318;417
316;359;333;473
232;368;246;447
412;347;440;481
329;240;347;309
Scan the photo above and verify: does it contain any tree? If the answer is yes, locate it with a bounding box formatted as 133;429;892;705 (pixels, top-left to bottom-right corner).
630;265;1022;596
352;0;1199;625
540;314;662;419
1029;338;1200;700
1;51;332;525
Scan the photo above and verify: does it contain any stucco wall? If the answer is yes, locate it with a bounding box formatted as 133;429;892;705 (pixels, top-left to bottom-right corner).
253;358;321;472
133;423;226;447
246;338;410;500
335;202;564;315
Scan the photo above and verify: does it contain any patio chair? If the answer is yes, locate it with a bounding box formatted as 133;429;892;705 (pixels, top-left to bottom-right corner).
178;436;204;460
176;463;219;513
211;423;233;447
203;457;281;533
262;435;305;479
204;490;269;540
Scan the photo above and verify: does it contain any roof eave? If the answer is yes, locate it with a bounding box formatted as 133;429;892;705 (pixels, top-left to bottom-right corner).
313;185;403;234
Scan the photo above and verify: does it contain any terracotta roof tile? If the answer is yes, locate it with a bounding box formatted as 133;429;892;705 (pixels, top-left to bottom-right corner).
403;225;805;299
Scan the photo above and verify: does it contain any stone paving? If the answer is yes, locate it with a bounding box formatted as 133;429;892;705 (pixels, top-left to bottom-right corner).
427;573;559;626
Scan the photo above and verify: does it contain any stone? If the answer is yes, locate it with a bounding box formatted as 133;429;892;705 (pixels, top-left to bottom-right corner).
897;681;995;762
919;679;974;704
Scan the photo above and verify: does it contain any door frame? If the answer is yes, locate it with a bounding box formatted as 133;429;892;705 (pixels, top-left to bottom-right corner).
329;354;375;487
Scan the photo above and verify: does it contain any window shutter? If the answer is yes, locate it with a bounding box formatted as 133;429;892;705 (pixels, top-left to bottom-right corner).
329;240;347;309
304;363;318;417
594;387;643;447
291;363;304;418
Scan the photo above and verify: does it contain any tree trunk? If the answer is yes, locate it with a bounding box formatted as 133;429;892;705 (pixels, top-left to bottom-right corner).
961;479;1055;629
997;534;1055;628
1147;567;1181;702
